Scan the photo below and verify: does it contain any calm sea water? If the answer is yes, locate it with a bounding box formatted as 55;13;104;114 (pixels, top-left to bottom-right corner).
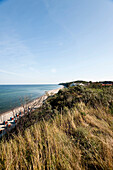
0;84;60;114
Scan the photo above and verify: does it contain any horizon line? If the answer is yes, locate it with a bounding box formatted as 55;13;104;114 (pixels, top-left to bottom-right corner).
0;83;59;85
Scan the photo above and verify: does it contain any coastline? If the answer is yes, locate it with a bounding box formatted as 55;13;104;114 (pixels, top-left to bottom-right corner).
0;87;63;123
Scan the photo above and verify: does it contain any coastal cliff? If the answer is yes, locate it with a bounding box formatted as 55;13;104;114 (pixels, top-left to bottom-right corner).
0;85;113;170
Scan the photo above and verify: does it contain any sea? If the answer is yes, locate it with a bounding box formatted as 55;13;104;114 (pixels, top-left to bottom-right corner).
0;84;60;114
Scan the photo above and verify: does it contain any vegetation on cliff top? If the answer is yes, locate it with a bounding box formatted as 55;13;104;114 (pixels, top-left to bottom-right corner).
0;85;113;169
59;80;113;87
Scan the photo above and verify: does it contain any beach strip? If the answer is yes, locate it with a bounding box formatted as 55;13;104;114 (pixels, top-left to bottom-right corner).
0;87;63;135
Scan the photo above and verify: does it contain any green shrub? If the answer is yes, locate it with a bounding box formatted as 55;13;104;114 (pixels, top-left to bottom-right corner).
81;112;86;116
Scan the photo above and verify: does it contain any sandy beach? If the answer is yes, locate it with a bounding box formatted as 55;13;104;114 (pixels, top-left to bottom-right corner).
0;87;63;137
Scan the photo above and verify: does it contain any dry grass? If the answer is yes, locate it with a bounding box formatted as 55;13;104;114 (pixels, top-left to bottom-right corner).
0;103;113;170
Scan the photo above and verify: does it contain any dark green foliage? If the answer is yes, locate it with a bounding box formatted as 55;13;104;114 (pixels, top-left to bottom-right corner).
43;85;113;114
59;80;113;89
81;112;86;116
109;102;113;115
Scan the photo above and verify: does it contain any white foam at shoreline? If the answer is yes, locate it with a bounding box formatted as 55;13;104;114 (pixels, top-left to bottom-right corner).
0;87;63;123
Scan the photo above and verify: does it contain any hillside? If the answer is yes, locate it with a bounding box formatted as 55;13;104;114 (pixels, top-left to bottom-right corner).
0;85;113;170
59;80;113;87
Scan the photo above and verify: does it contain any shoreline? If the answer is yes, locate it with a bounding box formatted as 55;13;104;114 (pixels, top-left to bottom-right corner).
0;87;63;123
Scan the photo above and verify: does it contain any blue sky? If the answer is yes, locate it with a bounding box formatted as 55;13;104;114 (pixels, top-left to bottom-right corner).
0;0;113;84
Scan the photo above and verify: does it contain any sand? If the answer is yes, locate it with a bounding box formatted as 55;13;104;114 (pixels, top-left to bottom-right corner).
0;87;63;135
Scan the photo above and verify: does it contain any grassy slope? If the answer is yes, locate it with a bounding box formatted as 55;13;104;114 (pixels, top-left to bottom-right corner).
0;86;113;170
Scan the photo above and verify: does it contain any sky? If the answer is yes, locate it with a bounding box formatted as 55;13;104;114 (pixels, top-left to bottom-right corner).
0;0;113;84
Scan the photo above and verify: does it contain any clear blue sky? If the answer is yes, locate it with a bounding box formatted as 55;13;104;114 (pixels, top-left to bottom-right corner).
0;0;113;84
